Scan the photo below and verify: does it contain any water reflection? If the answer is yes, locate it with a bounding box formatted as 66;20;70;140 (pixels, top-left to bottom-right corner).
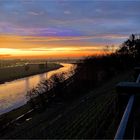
0;63;75;115
25;77;29;91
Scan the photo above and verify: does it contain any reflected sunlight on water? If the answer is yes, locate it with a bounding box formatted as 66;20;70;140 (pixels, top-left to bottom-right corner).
0;63;75;115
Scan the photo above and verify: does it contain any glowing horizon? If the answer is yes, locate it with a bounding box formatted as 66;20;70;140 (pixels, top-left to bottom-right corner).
0;0;139;59
0;34;118;59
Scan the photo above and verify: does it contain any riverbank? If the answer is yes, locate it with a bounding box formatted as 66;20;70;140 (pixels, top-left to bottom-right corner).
0;63;62;84
0;70;134;138
0;63;74;130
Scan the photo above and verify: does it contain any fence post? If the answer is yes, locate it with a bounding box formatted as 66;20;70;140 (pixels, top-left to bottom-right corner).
114;71;140;139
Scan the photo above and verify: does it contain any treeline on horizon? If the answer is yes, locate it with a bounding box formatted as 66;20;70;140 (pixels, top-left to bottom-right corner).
27;34;140;111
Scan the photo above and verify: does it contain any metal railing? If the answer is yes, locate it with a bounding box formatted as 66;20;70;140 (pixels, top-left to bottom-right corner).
114;95;134;139
114;70;140;140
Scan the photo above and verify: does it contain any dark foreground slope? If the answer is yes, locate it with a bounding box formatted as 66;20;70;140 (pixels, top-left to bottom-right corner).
2;70;133;139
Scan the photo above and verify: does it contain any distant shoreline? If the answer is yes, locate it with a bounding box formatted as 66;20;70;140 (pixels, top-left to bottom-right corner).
0;63;66;133
0;63;63;85
0;63;63;126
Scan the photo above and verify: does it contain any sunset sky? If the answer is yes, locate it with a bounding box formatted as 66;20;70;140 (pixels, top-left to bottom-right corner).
0;0;140;59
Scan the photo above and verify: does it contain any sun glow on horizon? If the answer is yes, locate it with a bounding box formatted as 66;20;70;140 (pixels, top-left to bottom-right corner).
0;34;115;59
0;0;139;59
0;47;106;59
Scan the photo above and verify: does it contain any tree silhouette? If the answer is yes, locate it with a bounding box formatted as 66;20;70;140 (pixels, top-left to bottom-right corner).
117;34;140;62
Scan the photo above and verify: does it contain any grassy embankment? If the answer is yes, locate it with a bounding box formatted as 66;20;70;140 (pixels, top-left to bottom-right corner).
1;69;134;139
0;62;62;84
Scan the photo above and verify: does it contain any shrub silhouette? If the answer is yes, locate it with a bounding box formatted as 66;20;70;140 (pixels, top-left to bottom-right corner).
26;73;65;110
27;34;140;111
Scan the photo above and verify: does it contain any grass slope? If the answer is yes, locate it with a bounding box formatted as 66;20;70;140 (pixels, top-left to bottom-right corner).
2;70;133;139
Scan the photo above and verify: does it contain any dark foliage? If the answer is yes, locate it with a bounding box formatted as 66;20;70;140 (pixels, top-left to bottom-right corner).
75;34;140;87
26;73;66;111
27;34;140;110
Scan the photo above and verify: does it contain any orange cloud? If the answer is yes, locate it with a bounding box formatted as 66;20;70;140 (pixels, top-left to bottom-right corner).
0;34;119;58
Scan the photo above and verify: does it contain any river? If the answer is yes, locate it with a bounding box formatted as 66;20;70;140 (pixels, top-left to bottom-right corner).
0;63;75;115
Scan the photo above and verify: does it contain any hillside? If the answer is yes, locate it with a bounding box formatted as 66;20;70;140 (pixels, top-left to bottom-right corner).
2;70;133;139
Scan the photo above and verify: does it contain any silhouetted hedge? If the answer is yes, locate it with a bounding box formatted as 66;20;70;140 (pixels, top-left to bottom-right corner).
27;34;140;110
